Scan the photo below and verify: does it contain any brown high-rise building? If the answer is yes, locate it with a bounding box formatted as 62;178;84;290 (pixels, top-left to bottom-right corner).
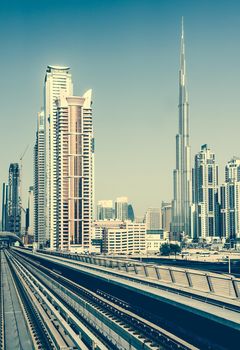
56;90;94;252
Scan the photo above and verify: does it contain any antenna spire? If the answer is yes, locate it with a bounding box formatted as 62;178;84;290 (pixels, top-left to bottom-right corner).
180;17;186;81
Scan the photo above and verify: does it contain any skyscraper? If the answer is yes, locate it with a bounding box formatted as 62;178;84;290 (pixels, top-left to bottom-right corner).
97;200;114;220
7;163;21;234
172;19;192;237
34;110;46;246
161;202;172;232
127;204;135;222
220;158;240;243
56;90;94;251
115;197;128;221
44;66;73;249
145;208;162;230
193;145;219;240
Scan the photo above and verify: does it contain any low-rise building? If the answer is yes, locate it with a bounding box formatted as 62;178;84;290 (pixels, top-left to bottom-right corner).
146;229;167;253
102;222;146;254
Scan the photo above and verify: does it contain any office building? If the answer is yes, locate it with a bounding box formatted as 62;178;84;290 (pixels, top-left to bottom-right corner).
7;163;21;234
97;200;114;220
161;202;172;232
44;66;73;249
92;220;124;240
102;222;146;255
56;90;94;251
171;20;192;237
145;207;162;230
92;220;123;252
220;158;240;242
34;110;46;246
193;145;219;240
115;197;128;221
146;230;165;253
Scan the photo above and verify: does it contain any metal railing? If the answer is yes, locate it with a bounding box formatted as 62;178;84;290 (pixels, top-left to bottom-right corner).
31;249;240;300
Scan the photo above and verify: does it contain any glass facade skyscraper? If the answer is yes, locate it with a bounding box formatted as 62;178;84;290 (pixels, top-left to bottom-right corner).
193;145;219;240
7;163;21;234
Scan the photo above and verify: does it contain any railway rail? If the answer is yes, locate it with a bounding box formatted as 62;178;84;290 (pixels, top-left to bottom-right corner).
9;248;198;350
0;250;53;350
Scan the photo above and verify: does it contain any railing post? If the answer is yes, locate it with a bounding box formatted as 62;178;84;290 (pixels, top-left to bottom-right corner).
133;264;138;274
155;267;161;280
206;274;214;292
125;263;129;272
186;271;193;287
143;265;149;277
232;279;240;298
169;269;175;283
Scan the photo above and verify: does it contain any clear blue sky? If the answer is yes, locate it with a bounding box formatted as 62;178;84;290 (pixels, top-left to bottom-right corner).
1;0;240;217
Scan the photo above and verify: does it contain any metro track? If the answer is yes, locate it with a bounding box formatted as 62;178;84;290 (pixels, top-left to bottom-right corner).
9;248;199;350
0;250;54;350
13;248;240;350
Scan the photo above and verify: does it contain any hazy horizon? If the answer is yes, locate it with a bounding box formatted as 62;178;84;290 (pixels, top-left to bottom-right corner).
1;0;240;218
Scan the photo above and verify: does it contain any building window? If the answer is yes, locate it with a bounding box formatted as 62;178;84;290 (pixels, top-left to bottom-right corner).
208;188;213;212
208;167;213;184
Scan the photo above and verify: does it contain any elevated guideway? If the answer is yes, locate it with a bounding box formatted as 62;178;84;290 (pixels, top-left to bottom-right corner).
8;248;197;350
1;251;34;350
1;249;110;350
12;247;240;349
0;232;24;247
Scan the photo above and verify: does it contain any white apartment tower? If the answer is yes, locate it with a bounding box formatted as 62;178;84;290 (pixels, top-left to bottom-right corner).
34;111;46;246
220;158;240;242
171;20;192;238
44;66;73;248
193;145;219;240
56;90;94;251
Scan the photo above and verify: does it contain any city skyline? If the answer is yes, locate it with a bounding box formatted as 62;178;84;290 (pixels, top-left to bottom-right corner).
2;1;240;217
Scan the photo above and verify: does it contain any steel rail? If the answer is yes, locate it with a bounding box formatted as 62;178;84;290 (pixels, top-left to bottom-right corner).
1;252;46;350
5;251;92;350
6;250;109;350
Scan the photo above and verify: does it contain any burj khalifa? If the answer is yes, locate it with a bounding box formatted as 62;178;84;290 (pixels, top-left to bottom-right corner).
172;19;192;237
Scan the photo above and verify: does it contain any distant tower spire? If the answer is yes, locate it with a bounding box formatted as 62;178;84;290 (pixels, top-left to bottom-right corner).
181;18;185;67
171;18;192;238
